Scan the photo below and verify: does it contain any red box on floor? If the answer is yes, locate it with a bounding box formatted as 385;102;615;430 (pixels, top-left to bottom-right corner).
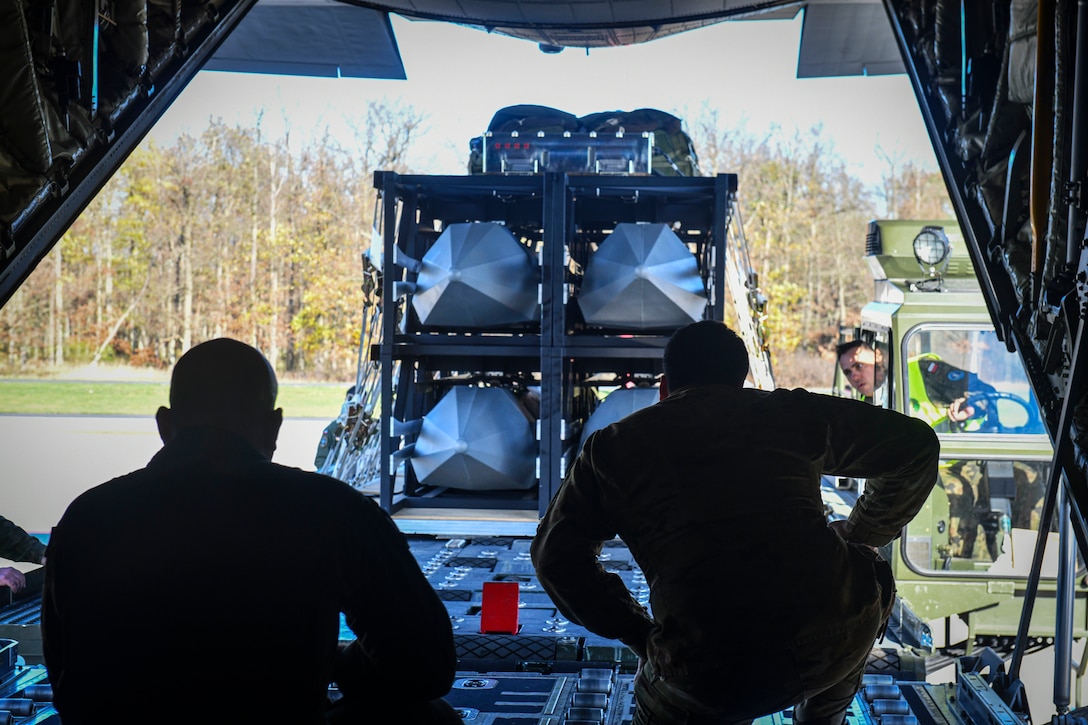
480;581;520;634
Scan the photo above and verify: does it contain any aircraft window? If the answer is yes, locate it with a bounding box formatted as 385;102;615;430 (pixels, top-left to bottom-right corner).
902;327;1045;435
902;458;1054;576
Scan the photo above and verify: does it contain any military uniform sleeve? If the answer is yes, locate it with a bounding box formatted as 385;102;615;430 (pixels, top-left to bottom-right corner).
817;394;940;546
334;495;456;701
530;431;657;657
0;515;45;564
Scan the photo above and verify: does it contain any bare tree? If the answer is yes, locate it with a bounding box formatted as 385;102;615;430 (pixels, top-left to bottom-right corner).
689;108;877;386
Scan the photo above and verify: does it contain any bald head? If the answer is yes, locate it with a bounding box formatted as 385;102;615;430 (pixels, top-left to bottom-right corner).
156;338;282;458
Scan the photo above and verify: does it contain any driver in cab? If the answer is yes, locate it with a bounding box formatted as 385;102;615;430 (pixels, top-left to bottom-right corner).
835;340;980;430
836;339;1010;562
836;340;885;400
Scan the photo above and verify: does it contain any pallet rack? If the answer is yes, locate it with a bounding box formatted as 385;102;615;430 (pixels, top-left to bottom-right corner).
373;171;737;515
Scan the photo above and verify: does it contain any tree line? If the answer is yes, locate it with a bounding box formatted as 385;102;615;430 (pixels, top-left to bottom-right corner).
0;101;949;387
691;109;950;383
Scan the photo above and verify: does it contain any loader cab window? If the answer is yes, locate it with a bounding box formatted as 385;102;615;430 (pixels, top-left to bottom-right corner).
835;330;890;409
902;456;1053;576
899;326;1054;576
902;326;1045;436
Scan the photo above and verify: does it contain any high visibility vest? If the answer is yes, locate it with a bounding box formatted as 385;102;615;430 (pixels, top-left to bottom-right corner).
907;354;949;428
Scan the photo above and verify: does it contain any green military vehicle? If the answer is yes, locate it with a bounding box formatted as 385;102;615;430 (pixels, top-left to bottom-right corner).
832;219;1083;665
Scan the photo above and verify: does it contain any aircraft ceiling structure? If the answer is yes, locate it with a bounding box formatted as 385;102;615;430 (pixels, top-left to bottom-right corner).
352;0;901;75
346;0;805;48
205;0;406;78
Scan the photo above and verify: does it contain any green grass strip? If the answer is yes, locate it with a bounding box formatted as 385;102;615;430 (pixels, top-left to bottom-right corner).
0;381;347;419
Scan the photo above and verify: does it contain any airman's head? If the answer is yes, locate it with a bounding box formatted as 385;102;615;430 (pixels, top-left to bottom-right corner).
661;320;750;398
155;338;283;459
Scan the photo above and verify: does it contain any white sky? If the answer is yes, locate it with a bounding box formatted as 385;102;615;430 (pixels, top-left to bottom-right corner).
150;12;937;189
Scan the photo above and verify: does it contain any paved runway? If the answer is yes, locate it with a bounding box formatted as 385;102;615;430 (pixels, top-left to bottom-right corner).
0;414;328;537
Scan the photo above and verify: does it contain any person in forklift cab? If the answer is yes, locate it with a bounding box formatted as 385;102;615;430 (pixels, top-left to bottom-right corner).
836;339;886;399
533;321;939;725
906;354;998;433
42;338;461;725
837;342;1007;561
836;340;981;430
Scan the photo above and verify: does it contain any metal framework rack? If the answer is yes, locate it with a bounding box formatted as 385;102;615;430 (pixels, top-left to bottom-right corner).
372;172;737;515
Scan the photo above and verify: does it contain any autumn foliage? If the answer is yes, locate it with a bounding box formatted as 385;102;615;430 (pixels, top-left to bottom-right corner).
0;103;947;388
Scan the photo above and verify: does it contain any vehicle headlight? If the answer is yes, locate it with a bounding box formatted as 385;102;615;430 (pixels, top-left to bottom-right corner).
913;226;951;272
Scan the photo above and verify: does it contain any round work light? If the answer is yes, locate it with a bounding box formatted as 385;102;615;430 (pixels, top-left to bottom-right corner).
913;226;951;271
